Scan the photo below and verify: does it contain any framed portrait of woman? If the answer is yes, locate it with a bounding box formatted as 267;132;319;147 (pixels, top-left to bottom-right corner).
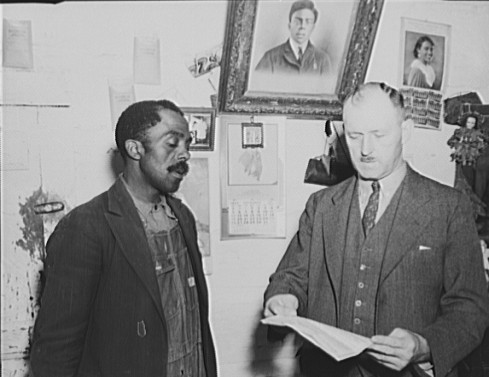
218;0;384;118
400;18;451;92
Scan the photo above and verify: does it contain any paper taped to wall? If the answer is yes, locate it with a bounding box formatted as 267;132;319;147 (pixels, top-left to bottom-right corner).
261;315;372;361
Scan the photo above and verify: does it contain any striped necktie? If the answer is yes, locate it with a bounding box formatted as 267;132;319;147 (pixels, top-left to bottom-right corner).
362;181;380;236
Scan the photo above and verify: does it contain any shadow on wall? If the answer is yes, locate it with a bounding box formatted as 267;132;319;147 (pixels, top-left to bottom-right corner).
248;310;301;377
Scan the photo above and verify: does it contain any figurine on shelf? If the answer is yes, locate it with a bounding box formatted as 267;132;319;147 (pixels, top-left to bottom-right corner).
447;112;488;190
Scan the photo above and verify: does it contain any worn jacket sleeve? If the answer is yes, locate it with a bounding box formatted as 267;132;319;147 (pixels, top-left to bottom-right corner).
30;206;103;377
264;192;321;315
419;192;489;377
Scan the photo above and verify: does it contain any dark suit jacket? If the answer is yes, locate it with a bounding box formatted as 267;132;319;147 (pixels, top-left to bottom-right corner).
255;40;331;75
30;178;217;377
265;166;489;377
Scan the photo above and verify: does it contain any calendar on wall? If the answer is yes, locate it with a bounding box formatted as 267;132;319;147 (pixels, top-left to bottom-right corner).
220;115;286;239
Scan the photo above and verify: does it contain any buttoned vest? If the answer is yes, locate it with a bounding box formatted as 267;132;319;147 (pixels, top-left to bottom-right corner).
339;181;405;337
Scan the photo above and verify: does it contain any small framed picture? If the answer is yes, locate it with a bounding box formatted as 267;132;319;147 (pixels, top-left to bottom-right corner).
182;108;216;151
241;122;264;148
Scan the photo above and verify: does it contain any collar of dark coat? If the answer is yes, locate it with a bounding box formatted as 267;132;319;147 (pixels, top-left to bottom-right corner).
107;177;183;217
105;179;165;321
105;179;207;321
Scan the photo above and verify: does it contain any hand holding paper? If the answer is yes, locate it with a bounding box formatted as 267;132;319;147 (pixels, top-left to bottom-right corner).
261;315;372;362
367;328;431;371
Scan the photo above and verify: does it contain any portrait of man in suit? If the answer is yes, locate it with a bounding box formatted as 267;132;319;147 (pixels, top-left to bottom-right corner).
248;0;354;96
263;82;489;377
255;0;331;76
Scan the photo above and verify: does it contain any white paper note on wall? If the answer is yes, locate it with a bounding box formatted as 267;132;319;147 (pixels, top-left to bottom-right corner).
2;19;34;69
108;78;135;130
134;35;161;85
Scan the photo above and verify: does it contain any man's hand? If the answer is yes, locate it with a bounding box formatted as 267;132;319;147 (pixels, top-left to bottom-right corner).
366;328;431;371
263;294;299;317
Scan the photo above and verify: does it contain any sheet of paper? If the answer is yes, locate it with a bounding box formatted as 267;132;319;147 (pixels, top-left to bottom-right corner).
261;316;372;361
3;19;34;69
108;78;135;129
134;35;161;85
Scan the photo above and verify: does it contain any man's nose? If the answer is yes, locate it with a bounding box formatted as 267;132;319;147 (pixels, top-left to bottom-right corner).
361;135;373;156
178;146;191;161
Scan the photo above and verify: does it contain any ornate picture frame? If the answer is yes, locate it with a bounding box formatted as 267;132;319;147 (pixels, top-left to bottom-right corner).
181;107;216;151
218;0;384;118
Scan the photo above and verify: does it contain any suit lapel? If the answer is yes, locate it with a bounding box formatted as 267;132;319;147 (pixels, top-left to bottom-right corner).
323;177;357;295
379;167;431;285
104;179;165;321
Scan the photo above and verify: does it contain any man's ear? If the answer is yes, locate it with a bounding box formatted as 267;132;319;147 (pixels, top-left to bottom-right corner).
125;139;144;160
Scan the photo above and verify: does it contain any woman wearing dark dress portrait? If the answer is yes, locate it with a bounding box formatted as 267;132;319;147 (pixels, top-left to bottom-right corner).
407;35;436;89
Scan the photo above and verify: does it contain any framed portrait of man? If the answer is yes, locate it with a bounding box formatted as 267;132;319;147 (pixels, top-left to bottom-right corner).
218;0;384;118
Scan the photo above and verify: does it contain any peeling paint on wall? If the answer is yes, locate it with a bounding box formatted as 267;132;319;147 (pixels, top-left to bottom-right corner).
15;187;68;261
2;187;70;371
15;187;49;260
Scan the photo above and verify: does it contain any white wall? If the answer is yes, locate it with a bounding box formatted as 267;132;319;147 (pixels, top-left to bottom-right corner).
1;1;488;376
368;0;489;186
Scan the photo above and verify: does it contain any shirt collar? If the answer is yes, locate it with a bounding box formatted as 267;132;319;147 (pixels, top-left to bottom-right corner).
288;39;308;59
358;161;407;197
119;174;176;220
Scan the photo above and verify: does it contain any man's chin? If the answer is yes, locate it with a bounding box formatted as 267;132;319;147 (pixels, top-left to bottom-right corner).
160;178;184;195
357;168;381;181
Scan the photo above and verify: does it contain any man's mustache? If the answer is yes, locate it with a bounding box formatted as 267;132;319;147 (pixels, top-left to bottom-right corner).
360;156;375;163
167;161;190;175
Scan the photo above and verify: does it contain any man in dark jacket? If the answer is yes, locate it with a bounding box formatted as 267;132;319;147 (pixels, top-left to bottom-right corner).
255;0;331;76
30;100;217;377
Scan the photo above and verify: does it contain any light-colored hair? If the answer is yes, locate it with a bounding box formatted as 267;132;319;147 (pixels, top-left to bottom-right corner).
343;82;405;122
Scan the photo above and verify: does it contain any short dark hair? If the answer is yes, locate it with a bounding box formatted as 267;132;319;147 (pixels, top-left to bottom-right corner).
343;82;405;120
289;0;318;23
413;35;434;58
115;99;184;160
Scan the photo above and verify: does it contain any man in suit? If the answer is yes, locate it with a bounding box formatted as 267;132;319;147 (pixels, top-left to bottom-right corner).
255;0;331;76
30;100;217;377
263;82;489;377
